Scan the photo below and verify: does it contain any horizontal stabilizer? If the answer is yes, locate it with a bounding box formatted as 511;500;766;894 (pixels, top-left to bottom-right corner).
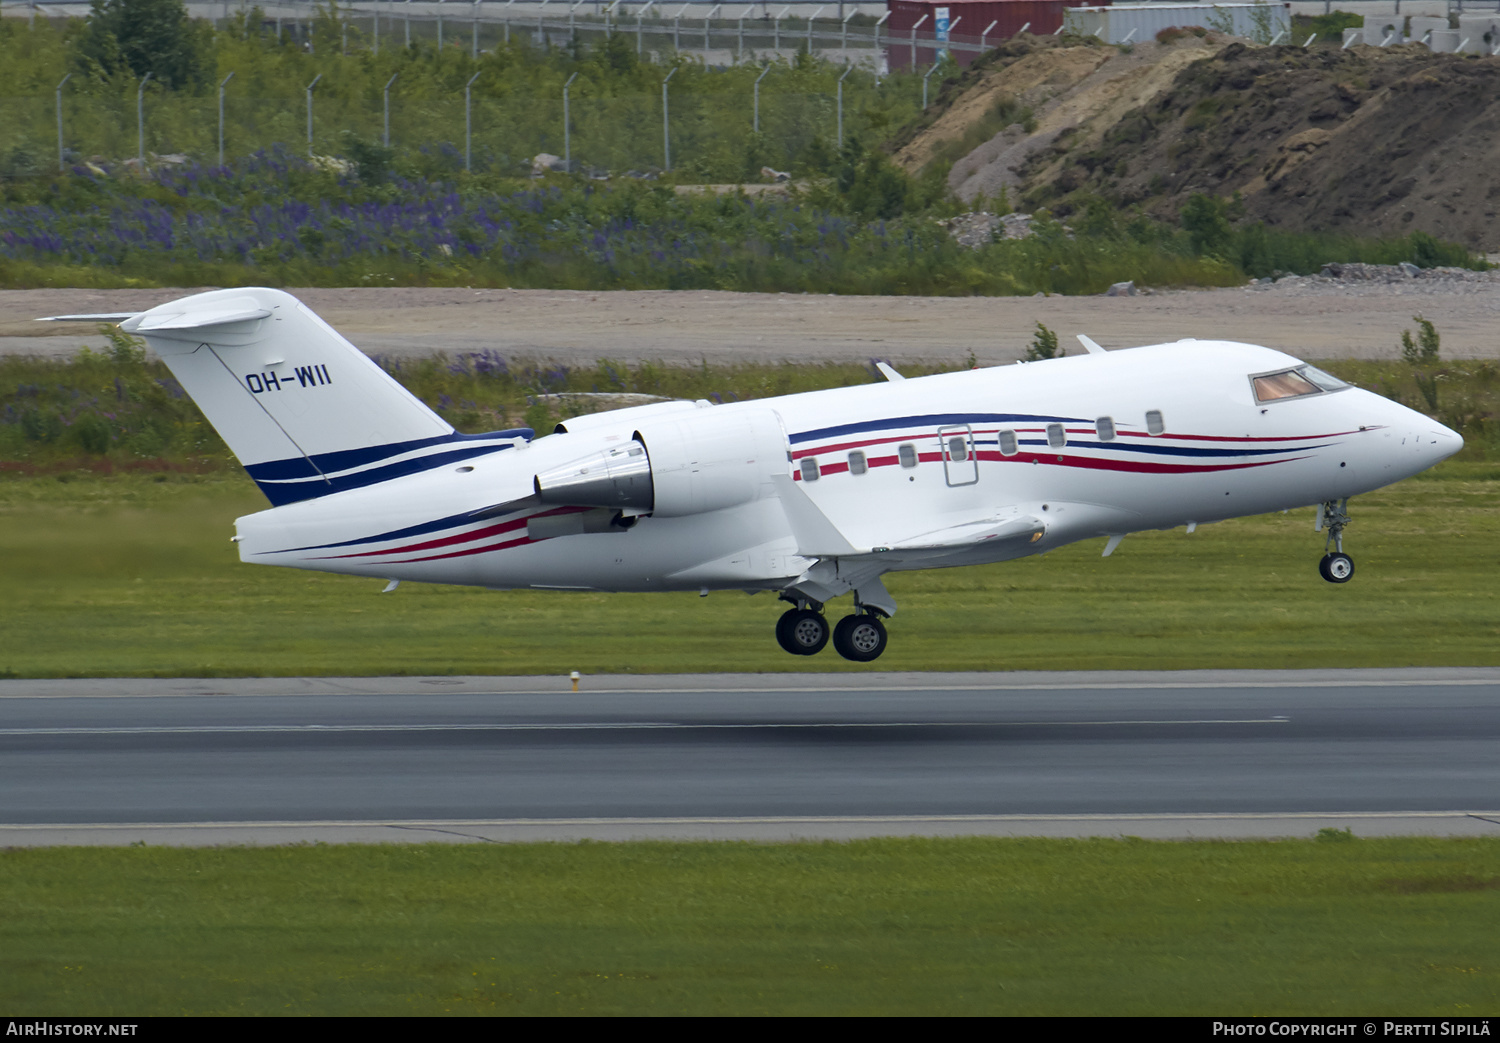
124;304;274;332
38;312;142;323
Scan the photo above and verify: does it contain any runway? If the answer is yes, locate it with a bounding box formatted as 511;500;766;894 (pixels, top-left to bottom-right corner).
2;669;1498;845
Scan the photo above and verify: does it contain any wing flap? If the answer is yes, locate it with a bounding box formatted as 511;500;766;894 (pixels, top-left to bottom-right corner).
888;513;1045;552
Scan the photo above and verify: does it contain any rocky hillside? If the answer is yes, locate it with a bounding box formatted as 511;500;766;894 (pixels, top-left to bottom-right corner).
902;35;1500;251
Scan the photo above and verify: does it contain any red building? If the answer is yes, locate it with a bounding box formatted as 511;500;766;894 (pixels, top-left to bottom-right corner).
885;0;1106;69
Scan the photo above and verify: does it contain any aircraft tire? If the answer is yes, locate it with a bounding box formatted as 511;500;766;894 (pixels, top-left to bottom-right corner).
1319;552;1354;583
833;614;888;663
777;608;829;656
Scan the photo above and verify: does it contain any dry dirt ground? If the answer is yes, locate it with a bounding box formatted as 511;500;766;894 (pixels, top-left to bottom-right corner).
4;279;1498;366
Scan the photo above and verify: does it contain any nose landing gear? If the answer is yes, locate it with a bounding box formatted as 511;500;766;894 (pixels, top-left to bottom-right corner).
1316;498;1355;584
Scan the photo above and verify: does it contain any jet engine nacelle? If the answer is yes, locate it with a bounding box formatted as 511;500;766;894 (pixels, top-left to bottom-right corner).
533;406;789;518
634;406;789;518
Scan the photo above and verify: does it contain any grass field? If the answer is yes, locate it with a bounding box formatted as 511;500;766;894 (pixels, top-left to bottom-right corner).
2;836;1498;1015
1;460;1496;678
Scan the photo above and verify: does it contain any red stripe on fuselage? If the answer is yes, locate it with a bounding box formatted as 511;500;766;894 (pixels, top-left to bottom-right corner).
313;506;586;560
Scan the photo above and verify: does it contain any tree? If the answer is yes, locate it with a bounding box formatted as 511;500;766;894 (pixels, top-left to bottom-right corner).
76;0;212;92
1024;322;1060;361
1179;193;1233;257
1400;315;1441;412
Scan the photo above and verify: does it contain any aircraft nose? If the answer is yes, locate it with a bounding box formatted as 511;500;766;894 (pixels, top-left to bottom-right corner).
1418;422;1464;466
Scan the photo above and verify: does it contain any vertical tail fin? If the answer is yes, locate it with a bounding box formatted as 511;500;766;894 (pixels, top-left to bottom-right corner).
123;288;525;505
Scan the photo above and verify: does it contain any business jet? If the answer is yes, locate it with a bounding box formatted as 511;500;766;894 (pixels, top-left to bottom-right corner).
53;287;1463;662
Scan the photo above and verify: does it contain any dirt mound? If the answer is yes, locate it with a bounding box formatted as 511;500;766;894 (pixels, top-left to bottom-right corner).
1015;41;1500;250
904;35;1500;250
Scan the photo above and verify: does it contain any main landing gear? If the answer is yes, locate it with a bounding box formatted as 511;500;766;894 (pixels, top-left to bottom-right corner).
776;597;889;662
1316;498;1355;584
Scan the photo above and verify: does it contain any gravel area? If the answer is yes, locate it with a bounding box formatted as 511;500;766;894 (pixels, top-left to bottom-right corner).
3;267;1498;366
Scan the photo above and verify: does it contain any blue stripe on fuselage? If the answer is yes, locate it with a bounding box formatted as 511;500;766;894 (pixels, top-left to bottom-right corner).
789;413;1084;445
245;428;533;507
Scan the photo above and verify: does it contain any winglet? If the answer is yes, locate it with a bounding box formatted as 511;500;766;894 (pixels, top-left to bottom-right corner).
1077;334;1106;355
874;362;906;382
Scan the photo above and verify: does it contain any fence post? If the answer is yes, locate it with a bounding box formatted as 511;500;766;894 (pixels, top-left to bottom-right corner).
911;13;928;68
704;3;719;50
473;0;480;58
807;5;825;52
384;72;398;148
662;66;677;170
563;71;578;171
438;0;445;48
137;72;152;166
637;0;654;54
944;15;961;61
774;5;789;50
837;63;852;147
674;3;687;50
218;71;234;168
374;0;380;55
505;0;514;43
55;73;70;173
466;71;481;171
405;0;411;46
538;0;550;45
753;63;770;134
305;73;321;157
922;59;940;108
980;19;996;51
841;7;855;51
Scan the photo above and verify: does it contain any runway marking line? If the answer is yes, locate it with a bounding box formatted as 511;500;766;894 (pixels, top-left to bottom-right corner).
0;718;1293;736
2;678;1497;699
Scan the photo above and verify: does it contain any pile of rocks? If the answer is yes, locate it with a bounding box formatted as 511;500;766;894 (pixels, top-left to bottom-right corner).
940;211;1040;249
1245;262;1500;291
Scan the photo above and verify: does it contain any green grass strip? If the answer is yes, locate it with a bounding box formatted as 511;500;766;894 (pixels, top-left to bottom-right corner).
0;462;1496;678
2;837;1498;1015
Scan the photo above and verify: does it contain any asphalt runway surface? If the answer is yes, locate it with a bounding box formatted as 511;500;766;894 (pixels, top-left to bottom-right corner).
2;669;1498;845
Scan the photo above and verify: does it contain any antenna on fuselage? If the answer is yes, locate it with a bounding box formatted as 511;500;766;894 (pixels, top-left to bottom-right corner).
1076;335;1106;355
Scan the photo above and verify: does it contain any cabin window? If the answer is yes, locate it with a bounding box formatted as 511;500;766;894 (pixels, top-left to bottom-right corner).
998;430;1018;456
1252;369;1320;402
1046;423;1066;449
802;457;821;482
899;443;918;468
848;450;867;475
947;436;968;462
1096;416;1116;441
1145;409;1165;435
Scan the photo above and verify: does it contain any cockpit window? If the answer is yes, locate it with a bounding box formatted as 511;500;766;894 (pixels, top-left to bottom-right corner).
1300;365;1350;392
1252;368;1325;403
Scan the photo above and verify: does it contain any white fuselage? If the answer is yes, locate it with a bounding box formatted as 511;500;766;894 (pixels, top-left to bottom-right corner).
233;340;1461;599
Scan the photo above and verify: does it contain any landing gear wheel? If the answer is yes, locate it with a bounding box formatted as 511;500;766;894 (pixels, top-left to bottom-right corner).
832;614;888;663
1319;552;1354;583
776;608;829;656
